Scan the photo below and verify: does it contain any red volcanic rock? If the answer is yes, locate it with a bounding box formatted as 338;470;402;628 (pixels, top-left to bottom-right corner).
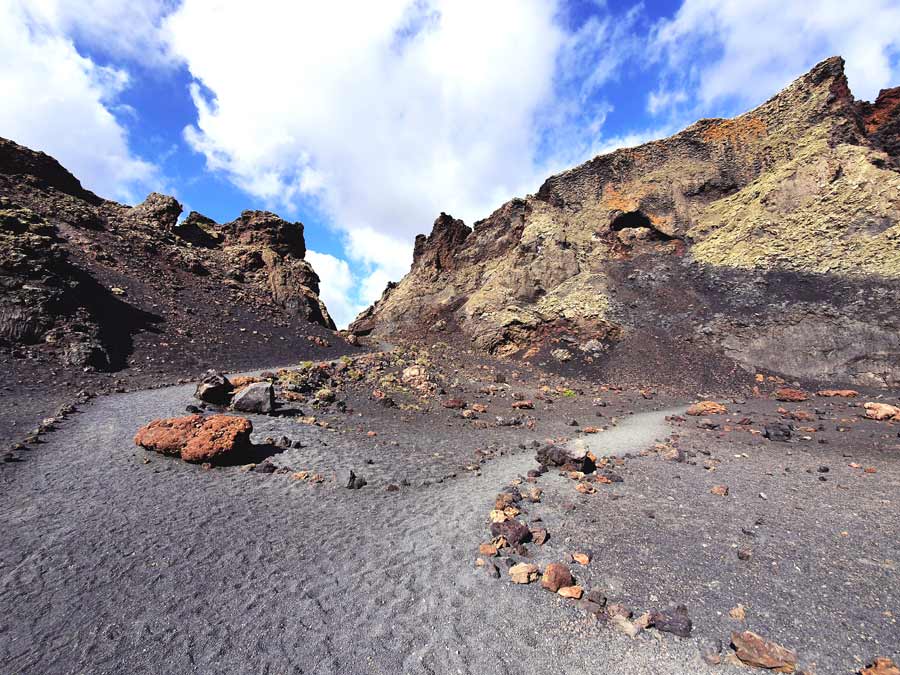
774;387;809;402
134;414;253;463
541;563;574;592
860;86;900;162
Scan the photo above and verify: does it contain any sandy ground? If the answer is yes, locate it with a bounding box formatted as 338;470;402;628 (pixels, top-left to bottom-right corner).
1;352;898;674
0;380;731;675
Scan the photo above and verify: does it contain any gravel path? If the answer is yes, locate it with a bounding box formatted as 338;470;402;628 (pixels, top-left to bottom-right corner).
0;381;735;674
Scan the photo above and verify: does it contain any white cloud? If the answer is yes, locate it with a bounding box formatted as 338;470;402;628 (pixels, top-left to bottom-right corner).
164;0;640;321
652;0;900;113
0;2;159;202
305;250;361;329
19;0;176;66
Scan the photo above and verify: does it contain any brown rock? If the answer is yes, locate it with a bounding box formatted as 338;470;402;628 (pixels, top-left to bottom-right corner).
541;562;574;592
731;631;798;672
509;563;540;584
687;401;727;416
774;387;809;402
530;527;549;546
512;400;534;410
817;389;858;397
558;585;583;599
861;658;900;675
134;415;253;463
710;484;729;496
864;402;900;421
572;552;590;565
479;543;498;557
442;398;466;409
490;519;532;546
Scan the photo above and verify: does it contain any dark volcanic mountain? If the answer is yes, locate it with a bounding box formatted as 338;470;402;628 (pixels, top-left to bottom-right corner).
351;57;900;390
0;137;347;446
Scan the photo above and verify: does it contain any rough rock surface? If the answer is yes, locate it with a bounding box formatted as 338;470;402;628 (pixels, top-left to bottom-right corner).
133;414;253;463
0;137;345;449
731;631;798;672
231;382;276;414
351;57;900;389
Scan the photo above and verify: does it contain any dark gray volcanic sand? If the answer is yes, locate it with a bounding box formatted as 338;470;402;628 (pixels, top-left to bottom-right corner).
0;381;731;675
1;371;898;674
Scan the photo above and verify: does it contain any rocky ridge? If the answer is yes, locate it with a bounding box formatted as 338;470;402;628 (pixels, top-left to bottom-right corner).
0;137;346;449
351;57;900;389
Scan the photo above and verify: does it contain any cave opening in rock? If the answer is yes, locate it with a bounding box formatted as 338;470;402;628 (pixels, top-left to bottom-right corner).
610;210;653;231
610;210;675;242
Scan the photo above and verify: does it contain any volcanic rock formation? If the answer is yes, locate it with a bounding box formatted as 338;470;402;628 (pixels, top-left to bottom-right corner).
0;137;334;376
351;57;900;388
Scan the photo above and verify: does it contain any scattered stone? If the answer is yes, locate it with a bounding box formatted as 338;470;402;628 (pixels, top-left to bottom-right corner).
512;400;534;410
315;387;335;403
490;519;532;546
700;639;723;666
861;658;900;675
686;401;727;416
572;552;590;565
558;585;583;599
650;604;692;638
817;389;858;398
711;484;729;496
864;402;900;421
479;543;498;556
729;604;747;621
134;414;252;463
442;398;466;409
385;484;400;492
737;548;752;561
731;631;798;672
530;527;549;546
541;562;574;592
774;387;809;402
764;422;792;442
551;348;572;362
509;563;540;584
232;382;276;414
340;468;367;489
195;370;232;405
536;443;595;473
525;486;542;502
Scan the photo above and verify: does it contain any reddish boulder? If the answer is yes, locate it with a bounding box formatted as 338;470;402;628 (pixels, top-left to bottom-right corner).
541;562;574;592
134;415;253;463
686;401;726;416
861;658;900;675
864;402;900;421
489;519;532;547
774;387;809;402
731;631;797;672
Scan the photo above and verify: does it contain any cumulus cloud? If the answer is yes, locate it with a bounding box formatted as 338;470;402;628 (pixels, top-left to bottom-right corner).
0;2;159;202
305;250;361;328
164;0;640;325
651;0;900;114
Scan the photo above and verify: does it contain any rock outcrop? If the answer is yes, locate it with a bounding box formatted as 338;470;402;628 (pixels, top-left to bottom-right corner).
351;57;900;388
0;137;336;377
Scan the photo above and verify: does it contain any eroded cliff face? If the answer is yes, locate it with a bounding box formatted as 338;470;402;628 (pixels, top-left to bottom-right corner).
0;137;335;376
352;57;900;387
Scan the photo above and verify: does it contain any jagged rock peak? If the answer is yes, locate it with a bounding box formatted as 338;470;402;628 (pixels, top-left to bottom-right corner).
0;136;102;205
412;212;471;271
130;192;183;230
222;210;307;258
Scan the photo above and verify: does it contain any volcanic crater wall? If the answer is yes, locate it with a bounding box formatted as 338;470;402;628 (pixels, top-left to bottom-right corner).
352;57;900;387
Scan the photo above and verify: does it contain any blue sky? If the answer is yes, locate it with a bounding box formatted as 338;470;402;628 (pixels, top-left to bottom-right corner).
2;0;899;325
